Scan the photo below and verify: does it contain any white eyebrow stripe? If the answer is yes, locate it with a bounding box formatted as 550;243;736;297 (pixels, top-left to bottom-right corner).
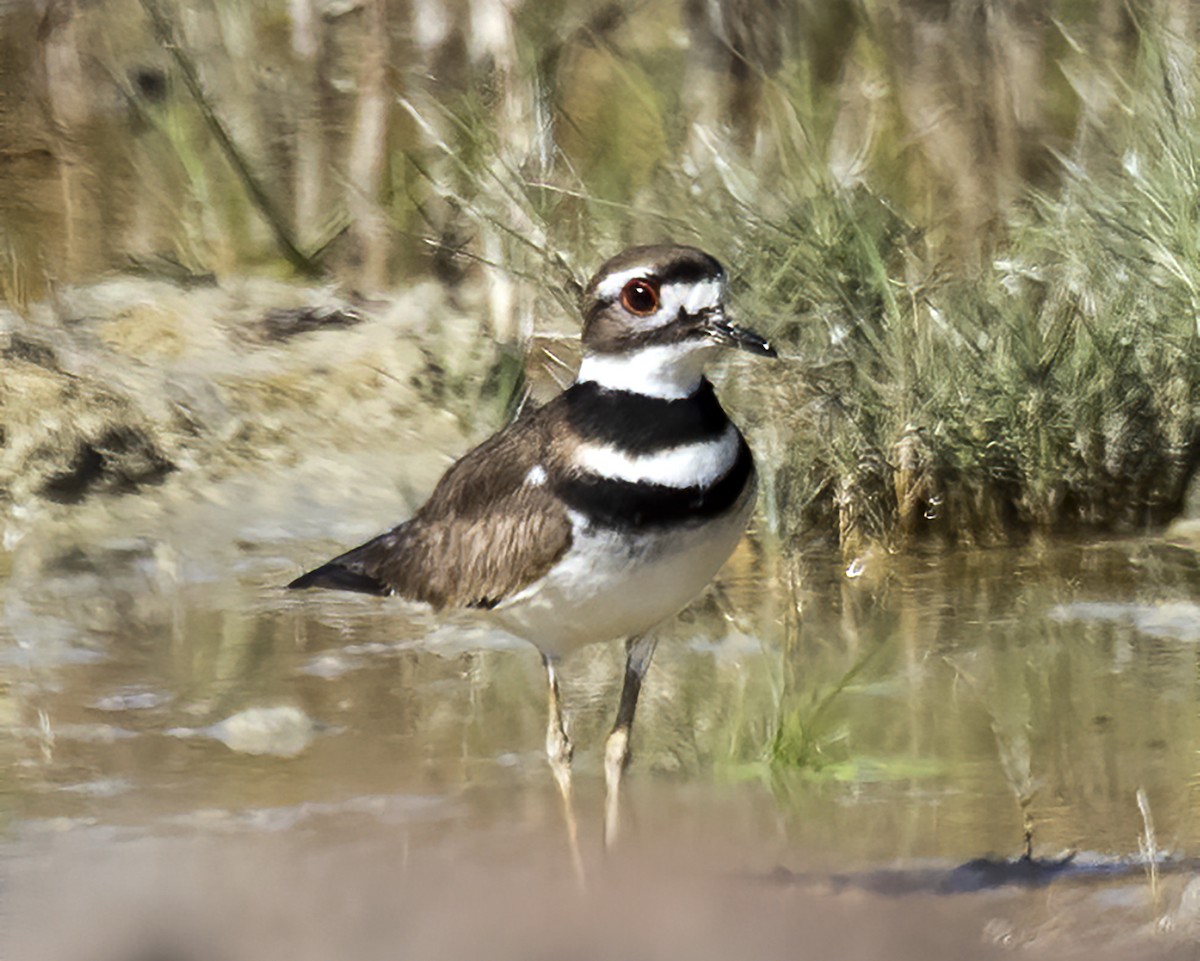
640;280;723;329
573;423;741;488
593;274;725;317
594;266;658;301
673;279;722;316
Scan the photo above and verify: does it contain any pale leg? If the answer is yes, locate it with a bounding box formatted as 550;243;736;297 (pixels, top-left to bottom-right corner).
604;634;659;852
543;653;585;885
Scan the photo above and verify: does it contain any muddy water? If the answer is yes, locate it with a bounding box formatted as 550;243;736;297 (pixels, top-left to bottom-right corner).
6;458;1200;958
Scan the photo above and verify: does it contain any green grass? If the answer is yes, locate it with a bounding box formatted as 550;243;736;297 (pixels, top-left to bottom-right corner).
4;0;1200;547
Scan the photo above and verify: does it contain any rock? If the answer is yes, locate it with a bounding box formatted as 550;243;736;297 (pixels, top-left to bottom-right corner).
0;276;506;559
170;705;322;758
1164;517;1200;549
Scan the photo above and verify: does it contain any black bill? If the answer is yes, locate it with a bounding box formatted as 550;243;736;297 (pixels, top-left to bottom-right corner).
703;313;779;358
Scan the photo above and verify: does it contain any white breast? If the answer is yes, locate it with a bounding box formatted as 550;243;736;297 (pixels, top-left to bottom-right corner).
572;423;740;489
491;477;756;659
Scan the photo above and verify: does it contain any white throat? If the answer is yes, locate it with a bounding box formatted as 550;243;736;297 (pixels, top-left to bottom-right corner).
575;342;716;400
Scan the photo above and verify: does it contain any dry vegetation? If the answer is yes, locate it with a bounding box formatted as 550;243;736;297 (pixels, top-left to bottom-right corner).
2;0;1200;551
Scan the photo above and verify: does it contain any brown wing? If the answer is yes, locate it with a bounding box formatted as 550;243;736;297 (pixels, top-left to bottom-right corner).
288;404;573;609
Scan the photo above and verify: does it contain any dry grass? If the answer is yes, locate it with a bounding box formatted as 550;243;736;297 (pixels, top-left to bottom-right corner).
2;0;1200;547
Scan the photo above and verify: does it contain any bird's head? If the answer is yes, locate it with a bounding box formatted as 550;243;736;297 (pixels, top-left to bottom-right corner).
577;244;776;399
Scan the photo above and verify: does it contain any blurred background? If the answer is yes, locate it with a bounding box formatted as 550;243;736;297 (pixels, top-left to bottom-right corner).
6;1;1200;958
6;0;1200;547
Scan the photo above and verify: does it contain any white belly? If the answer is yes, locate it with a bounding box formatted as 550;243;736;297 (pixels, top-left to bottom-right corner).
492;482;756;659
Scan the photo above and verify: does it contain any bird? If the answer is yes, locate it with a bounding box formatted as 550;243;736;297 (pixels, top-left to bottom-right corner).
288;244;776;870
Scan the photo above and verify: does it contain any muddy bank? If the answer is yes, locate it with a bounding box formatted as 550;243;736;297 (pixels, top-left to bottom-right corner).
0;276;529;572
8;819;1200;961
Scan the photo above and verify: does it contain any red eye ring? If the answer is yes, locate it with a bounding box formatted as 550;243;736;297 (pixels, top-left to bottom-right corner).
620;278;660;316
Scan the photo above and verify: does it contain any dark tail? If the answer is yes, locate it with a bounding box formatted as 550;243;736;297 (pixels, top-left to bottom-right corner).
288;524;409;597
287;561;391;596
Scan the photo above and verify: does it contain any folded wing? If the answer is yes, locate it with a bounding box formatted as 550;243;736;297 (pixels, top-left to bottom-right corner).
288;407;573;609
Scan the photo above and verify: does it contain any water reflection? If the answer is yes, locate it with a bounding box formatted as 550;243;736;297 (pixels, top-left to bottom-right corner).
773;542;1200;863
7;504;1200;954
5;517;1200;860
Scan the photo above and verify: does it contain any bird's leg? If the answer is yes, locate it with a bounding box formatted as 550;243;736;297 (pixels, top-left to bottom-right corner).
543;653;585;885
604;634;659;852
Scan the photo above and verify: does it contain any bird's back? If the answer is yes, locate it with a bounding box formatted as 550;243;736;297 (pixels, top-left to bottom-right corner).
288;401;573;609
289;376;756;647
289;242;774;657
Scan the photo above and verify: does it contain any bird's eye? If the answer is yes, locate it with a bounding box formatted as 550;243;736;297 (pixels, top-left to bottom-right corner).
620;279;660;316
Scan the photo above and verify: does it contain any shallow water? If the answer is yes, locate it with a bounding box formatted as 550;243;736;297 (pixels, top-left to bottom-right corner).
6;462;1200;956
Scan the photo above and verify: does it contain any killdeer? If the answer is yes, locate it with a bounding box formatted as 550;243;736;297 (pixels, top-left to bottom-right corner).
289;244;776;868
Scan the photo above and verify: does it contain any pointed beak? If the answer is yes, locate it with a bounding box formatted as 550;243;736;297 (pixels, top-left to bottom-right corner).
702;309;778;358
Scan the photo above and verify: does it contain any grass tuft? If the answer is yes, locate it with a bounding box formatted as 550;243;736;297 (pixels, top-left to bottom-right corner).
5;1;1200;546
